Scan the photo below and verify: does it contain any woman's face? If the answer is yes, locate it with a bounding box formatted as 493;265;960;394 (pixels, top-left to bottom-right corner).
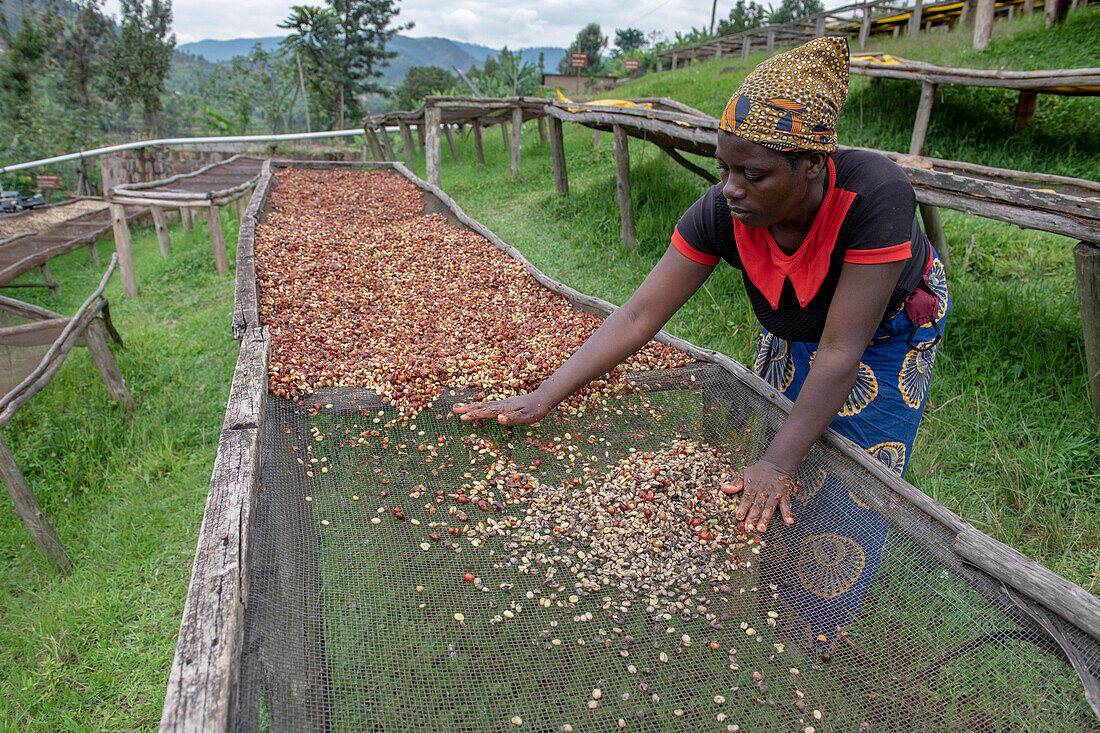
715;131;824;230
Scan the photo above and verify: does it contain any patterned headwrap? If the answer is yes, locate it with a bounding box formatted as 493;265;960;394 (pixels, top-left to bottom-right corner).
720;36;850;153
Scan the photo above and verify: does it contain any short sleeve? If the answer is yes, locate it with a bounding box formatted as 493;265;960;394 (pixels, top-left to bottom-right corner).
842;158;918;265
671;185;722;266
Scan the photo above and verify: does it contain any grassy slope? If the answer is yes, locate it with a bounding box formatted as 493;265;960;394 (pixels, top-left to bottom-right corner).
0;8;1096;731
0;216;238;730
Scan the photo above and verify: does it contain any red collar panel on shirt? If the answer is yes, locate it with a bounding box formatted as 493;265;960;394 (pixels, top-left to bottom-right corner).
733;158;856;309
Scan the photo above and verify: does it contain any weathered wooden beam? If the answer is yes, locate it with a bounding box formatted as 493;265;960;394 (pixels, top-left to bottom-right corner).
207;205;229;278
955;526;1100;644
425;106;442;189
537;116;547;143
160;330;268;733
500;120;509;147
612;125;636;249
473;120;485;165
910;0;924;37
1075;241;1100;419
742;36;751;60
548;116;568;196
1015;90;1037;127
511;107;523;176
84;318;133;411
593;129;602;149
87;242;100;266
379;127;397;162
398;121;416;174
658;145;719;185
180;205;193;232
860;7;872;49
0;434;72;572
973;0;995;49
919;204;951;274
444;124;460;164
151;205;171;258
109;203;137;298
910;80;937;156
40;263;59;298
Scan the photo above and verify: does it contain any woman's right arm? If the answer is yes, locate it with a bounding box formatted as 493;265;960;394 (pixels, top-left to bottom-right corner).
453;246;715;425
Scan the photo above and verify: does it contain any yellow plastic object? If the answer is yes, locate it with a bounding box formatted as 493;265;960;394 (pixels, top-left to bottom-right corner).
851;53;902;65
554;89;653;112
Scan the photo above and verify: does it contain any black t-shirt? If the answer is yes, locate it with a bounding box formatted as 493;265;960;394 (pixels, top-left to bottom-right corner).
672;149;931;343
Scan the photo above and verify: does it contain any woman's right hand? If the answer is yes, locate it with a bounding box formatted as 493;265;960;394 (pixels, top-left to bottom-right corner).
452;391;551;426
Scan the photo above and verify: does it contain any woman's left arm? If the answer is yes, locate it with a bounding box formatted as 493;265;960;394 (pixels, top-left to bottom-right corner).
725;259;906;531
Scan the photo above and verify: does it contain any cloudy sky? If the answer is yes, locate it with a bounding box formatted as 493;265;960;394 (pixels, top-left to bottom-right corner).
101;0;819;50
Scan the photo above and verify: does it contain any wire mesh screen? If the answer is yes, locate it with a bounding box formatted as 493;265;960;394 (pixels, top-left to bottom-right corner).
238;380;1097;732
0;310;54;395
234;165;1098;732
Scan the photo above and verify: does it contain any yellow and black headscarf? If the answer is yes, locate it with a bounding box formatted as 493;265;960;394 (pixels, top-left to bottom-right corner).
720;36;849;153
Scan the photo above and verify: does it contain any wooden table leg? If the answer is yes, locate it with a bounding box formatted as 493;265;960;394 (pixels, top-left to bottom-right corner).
1075;242;1100;418
109;204;137;298
151;205;171;257
84;319;134;411
207;204;229;277
0;434;73;572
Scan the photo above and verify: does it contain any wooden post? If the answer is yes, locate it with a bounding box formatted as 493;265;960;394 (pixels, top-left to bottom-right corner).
473;120;485;164
815;16;826;35
444;124;460;164
379;127;397;161
180;205;193;232
151;205;171;258
84;319;133;410
109;203;137;298
511;107;523;177
959;0;972;24
742;37;751;60
593;129;602;149
87;243;100;266
910;0;924;37
365;128;384;160
612;125;636;250
40;264;59;298
656;57;663;72
908;81;951;273
417;123;426;147
234;194;247;222
909;81;937;157
398;122;416;173
425;106;442;190
0;434;73;572
920;204;952;274
548;116;568;196
207;204;229;277
860;7;872;49
1024;0;1034;15
1014;90;1038;127
974;0;995;49
1075;242;1100;418
672;52;679;69
537;116;547;143
500;120;509;147
766;29;776;54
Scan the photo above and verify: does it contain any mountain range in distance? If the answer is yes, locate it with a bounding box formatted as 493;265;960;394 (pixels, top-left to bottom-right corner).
178;35;568;87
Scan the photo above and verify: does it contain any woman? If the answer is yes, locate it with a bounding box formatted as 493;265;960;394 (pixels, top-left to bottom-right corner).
454;36;950;652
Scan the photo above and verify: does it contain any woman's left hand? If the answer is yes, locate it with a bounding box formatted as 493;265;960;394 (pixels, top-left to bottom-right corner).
721;460;795;532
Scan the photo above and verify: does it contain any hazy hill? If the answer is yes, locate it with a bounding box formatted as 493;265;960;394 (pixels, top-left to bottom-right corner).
177;34;566;88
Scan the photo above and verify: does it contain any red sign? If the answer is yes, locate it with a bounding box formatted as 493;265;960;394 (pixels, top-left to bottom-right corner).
570;53;588;68
625;59;639;70
36;174;60;189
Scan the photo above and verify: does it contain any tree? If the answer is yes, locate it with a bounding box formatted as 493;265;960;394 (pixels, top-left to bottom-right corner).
768;0;823;24
718;0;769;35
107;0;176;133
198;44;297;134
327;0;411;127
614;27;646;53
55;0;114;123
0;8;50;124
395;65;454;110
279;5;341;129
558;22;607;74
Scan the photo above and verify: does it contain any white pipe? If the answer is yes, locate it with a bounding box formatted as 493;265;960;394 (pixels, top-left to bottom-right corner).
0;128;366;175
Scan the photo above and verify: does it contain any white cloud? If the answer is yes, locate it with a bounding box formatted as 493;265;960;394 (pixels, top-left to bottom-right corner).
108;0;856;51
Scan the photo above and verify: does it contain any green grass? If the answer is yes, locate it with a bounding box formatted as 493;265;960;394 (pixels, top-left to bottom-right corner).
0;8;1097;730
0;212;239;730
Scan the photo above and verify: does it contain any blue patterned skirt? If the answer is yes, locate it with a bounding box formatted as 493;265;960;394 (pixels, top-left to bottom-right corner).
751;254;951;653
